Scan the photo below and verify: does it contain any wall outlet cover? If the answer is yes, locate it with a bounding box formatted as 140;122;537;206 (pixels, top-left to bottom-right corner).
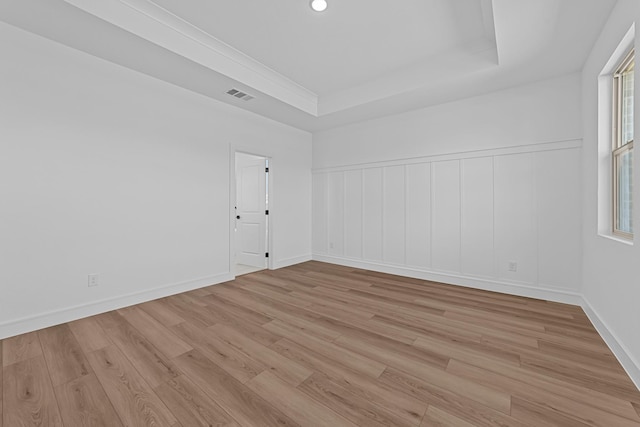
88;273;100;287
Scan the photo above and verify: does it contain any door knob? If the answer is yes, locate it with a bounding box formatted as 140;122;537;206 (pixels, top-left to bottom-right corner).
236;215;241;219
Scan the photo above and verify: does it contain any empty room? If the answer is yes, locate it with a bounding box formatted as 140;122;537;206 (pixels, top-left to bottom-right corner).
1;0;640;426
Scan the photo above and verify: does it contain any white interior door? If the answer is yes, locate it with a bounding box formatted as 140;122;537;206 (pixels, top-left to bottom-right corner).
235;153;267;268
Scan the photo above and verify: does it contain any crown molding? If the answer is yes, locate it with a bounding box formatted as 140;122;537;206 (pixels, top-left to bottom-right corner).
63;0;318;115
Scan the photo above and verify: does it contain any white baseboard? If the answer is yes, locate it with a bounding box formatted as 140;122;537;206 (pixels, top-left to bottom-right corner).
312;254;582;305
0;251;314;340
0;272;233;340
581;297;640;391
273;254;312;270
5;255;638;393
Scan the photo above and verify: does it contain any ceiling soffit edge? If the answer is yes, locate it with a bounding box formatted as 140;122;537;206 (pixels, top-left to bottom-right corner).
480;0;499;62
62;0;319;115
318;38;499;116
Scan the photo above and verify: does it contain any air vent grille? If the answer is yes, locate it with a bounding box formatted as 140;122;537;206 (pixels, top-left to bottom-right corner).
226;88;254;101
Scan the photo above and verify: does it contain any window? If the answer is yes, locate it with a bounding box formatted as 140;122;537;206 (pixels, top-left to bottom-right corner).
613;49;634;238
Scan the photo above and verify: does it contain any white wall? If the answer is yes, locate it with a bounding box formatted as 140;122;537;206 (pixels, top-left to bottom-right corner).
313;74;583;303
0;23;312;339
581;0;640;388
313;74;582;169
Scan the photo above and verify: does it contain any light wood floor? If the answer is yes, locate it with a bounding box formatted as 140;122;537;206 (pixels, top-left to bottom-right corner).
2;262;640;426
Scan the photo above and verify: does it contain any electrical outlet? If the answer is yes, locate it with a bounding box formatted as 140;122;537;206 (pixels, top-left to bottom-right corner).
88;273;100;287
329;242;334;249
508;261;518;272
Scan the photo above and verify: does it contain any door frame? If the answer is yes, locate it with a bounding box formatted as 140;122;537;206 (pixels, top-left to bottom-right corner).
229;146;273;277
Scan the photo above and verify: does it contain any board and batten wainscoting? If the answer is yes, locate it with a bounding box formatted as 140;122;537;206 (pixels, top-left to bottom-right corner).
312;140;582;305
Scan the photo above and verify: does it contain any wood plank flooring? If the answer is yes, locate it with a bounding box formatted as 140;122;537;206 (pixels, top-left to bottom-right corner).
2;261;640;426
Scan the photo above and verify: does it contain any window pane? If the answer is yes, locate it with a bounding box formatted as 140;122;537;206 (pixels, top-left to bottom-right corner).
621;64;634;145
616;148;633;234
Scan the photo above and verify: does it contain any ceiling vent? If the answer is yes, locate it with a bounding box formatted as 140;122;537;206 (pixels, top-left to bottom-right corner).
226;88;254;101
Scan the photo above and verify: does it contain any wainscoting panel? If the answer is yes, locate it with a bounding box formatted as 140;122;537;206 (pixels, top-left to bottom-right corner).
383;165;406;265
363;167;384;261
432;160;462;273
312;140;582;297
327;171;345;256
405;163;431;269
312;172;328;254
461;157;495;278
494;153;537;284
344;170;363;259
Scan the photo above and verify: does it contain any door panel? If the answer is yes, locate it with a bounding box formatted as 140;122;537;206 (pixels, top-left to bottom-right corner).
241;223;261;254
236;153;267;268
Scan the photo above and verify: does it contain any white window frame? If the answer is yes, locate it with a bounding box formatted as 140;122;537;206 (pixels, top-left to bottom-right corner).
612;49;634;239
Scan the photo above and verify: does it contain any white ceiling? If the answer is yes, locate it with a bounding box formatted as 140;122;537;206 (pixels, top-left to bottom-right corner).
0;0;616;132
150;0;492;95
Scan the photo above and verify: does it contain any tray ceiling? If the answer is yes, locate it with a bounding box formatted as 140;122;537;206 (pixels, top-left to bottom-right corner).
0;0;617;131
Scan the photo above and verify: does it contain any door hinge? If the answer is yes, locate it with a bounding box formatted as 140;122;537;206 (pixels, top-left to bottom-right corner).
265;252;269;258
265;167;269;173
265;209;269;215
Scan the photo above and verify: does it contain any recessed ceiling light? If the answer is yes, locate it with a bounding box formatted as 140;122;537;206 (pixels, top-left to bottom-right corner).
310;0;327;12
